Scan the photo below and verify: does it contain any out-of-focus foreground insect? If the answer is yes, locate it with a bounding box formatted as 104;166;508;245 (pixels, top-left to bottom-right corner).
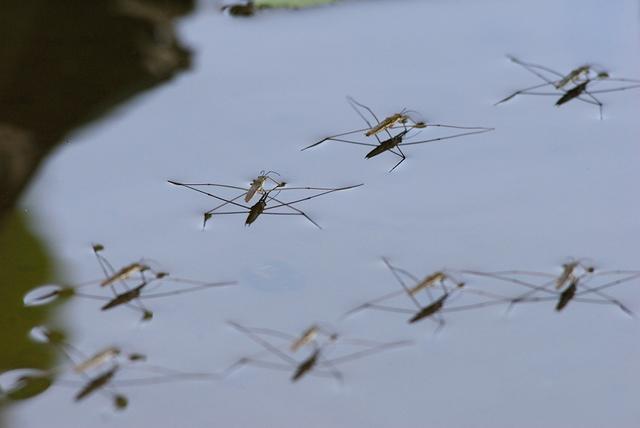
23;244;236;321
0;327;218;410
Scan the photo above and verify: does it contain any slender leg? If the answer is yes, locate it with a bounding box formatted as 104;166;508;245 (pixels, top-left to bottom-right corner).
388;151;406;172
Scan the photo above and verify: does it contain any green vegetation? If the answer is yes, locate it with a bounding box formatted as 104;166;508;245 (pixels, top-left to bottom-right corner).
0;211;60;404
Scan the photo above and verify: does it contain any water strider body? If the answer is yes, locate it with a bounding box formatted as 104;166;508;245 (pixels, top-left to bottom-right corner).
100;262;149;287
555;65;591;89
554;260;594;290
74;347;121;373
23;245;235;321
407;271;455;296
364;113;425;137
289;324;339;352
555;262;578;290
290;325;319;352
245;170;282;202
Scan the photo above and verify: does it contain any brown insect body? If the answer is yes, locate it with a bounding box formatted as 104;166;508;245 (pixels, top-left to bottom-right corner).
290;326;319;352
409;272;446;295
365;114;405;137
245;176;268;202
100;263;147;287
555;262;577;290
74;347;121;373
555;65;590;89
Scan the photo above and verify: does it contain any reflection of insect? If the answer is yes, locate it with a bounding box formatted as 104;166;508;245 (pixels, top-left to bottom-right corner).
26;327;217;410
1;369;54;401
168;180;363;229
462;261;640;314
23;244;236;321
344;258;501;330
302;97;493;172
225;321;410;383
496;56;640;119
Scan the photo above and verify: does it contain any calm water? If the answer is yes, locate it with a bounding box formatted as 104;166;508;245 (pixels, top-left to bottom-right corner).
2;0;640;427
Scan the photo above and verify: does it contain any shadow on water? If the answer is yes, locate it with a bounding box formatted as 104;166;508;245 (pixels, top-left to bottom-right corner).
0;0;194;421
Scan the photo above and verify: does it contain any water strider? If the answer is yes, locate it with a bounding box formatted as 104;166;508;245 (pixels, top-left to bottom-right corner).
496;56;640;119
344;258;491;330
461;261;640;314
23;244;236;321
168;179;363;229
225;321;410;383
302;97;493;172
24;326;217;410
289;324;339;352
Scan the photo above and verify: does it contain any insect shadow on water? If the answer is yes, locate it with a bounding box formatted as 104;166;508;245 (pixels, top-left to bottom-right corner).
343;258;508;331
301;96;494;172
168;177;364;229
26;326;218;410
224;321;411;383
23;244;237;321
460;259;640;315
495;56;640;119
